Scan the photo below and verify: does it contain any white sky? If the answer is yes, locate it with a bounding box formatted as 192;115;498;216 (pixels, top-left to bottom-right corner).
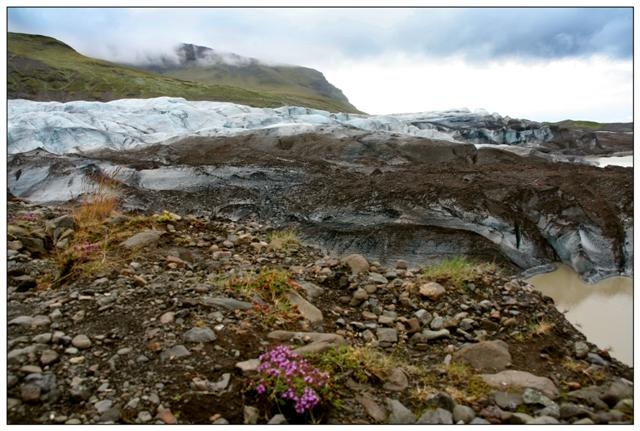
4;4;636;122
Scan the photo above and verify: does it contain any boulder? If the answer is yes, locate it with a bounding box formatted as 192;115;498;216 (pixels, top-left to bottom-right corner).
452;340;511;372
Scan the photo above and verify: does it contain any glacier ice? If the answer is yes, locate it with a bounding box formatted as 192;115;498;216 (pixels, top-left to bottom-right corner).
8;97;482;155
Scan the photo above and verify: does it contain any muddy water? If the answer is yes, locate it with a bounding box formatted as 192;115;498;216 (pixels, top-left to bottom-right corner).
527;264;632;365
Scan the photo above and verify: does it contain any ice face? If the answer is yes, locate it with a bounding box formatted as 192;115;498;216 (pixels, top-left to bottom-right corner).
9;97;547;155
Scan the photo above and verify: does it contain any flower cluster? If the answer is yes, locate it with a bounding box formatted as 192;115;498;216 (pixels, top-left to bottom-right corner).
255;345;330;415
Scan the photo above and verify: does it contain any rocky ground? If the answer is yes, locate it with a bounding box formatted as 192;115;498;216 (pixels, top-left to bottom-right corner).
6;197;633;425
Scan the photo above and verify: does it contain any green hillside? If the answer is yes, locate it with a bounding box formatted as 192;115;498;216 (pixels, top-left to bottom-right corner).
8;32;360;113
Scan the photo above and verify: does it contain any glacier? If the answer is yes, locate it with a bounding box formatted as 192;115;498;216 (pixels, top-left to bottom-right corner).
8;97;535;155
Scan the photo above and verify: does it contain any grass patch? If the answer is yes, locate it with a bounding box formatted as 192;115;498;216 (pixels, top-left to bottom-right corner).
268;229;301;251
528;319;555;336
226;268;301;323
308;345;404;384
422;256;498;290
409;362;491;407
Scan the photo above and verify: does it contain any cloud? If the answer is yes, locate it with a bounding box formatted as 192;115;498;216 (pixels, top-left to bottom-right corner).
8;7;632;66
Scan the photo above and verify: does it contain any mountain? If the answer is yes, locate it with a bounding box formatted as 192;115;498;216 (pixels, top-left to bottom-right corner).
126;42;357;113
7;32;360;113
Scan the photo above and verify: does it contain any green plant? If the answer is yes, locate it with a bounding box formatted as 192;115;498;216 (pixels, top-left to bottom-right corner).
309;345;403;384
268;229;301;251
422;256;496;289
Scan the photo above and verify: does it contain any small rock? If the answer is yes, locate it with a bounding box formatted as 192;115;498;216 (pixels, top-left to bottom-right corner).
383;368;409;392
452;340;511;373
159;345;191;362
377;328;398;344
137;411;153;423
602;380;633;407
586;352;608;366
285;290;323;325
243;406;259;425
267;414;287;425
429;316;445;330
481;370;559;399
71;334;92;349
417;408;453;425
20;365;43;374
40;350;59;365
414;309;433;325
368;272;388;284
573;418;595;425
117;347;132;355
614;399;633;415
396;260;408;270
202;296;253;311
21;383;41;402
452;405;476;424
157;408;178;424
184;327;217;343
422;329;450;340
522;388;555;407
342;254;369;275
419;282;446;300
527;416;560;424
494;391;523;410
574;341;589;358
95;399;113;414
31;315;51;327
469;417;491;425
356;393;387;422
236;359;260;374
120;230;162;250
386;398;415;424
9;316;33;326
99;407;121;423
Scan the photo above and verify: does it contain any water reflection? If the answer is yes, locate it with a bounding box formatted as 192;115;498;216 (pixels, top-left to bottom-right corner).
527;264;632;366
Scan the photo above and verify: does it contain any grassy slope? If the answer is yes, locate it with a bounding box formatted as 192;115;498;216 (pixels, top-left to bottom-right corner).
161;62;359;113
8;33;359;113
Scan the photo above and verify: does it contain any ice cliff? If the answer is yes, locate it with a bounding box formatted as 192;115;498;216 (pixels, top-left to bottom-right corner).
8;97;553;155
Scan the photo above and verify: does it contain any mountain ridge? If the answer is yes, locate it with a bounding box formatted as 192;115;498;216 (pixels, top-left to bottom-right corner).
7;32;360;113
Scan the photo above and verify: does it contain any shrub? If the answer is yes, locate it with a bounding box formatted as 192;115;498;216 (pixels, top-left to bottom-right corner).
268;229;301;251
422;256;497;289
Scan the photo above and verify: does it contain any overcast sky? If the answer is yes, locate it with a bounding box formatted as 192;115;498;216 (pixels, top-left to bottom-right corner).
8;7;633;121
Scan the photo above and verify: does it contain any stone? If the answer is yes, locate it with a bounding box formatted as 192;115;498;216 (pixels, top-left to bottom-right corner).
522;388;555;407
424;392;456;412
614;399;633;415
202;296;253;311
452;405;476;424
386;398;415;424
21;383;41;402
159;345;191;362
414;309;433;325
429;316;445;330
9;316;33;326
377;328;398;344
284;290;323;325
243;406;259;425
419;282;446;300
156;408;178;424
383;368;409;392
356;393;387;422
137;411;153;423
586;352;608;366
342;254;369;275
40;349;59;365
567;386;608;410
236;359;260;374
296;281;324;300
368;272;388;284
417;408;453;424
267;414;287;425
120;230;162;250
422;329;450;340
184;327;217;343
20;365;43;374
99;407;122;423
470;417;491;424
32;333;52;344
528;416;560;424
453;340;511;373
396;260;408;270
574;341;589;358
378;315;395;326
494;391;523;410
267;331;347;355
480;370;559;399
573;418;595;425
71;334;92;349
95;399;113;414
601;380;633;407
508;412;533;424
31;315;51;327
